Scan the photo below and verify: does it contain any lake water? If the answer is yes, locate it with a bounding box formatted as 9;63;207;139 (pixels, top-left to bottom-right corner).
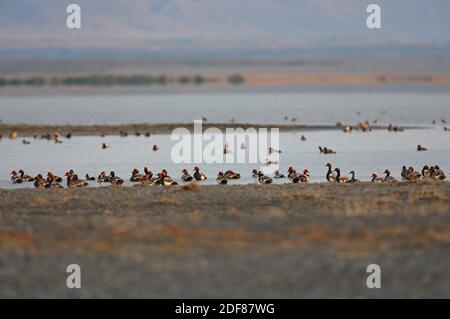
1;90;450;188
1;128;449;189
0;91;449;126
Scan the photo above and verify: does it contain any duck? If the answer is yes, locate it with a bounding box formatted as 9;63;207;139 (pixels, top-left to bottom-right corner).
145;131;151;137
417;144;428;151
268;147;282;154
251;169;259;178
49;181;64;189
383;169;397;183
10;170;23;184
22;139;31;145
300;135;307;141
401;166;409;180
159;169;178;186
85;174;96;181
97;171;111;183
325;163;336;183
143;167;153;179
273;170;285;179
348;171;360;183
18;170;35;182
102;143;110;150
152;144;159;151
181;169;194;182
47;172;63;183
193;167;207;181
138;175;158;187
258;172;273;184
109;171;124;186
216;172;228;184
34;174;49;188
130;168;144;182
334;167;349;183
421;165;431;178
224;170;241;180
406;167;421;181
298;169;310;183
343;126;353;133
432;165;446;181
319;146;336;154
371;173;384;183
65;174;89;188
287;167;300;183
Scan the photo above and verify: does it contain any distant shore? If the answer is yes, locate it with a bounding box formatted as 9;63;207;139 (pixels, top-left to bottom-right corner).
0;122;425;137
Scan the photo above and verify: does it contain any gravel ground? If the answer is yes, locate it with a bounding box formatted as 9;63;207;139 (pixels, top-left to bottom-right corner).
1;182;450;298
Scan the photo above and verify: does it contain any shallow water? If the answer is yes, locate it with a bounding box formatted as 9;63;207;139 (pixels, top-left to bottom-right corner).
1;128;449;189
0;91;449;126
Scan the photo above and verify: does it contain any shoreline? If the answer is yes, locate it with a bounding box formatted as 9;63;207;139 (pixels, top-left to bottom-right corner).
1;182;450;297
0;122;426;137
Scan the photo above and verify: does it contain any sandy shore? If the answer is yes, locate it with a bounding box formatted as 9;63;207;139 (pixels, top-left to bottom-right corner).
1;182;449;298
0;122;423;137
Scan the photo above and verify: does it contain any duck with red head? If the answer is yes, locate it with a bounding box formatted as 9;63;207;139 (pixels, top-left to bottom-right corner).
298;169;310;183
159;169;178;186
371;173;384;183
97;171;111;183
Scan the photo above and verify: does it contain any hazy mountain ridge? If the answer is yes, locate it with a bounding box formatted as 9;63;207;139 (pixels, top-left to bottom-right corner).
0;0;449;58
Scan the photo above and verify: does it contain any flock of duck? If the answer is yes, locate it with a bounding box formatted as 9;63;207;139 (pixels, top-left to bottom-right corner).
9;163;446;189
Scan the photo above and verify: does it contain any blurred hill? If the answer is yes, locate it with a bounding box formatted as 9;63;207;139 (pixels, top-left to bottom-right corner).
0;0;449;59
